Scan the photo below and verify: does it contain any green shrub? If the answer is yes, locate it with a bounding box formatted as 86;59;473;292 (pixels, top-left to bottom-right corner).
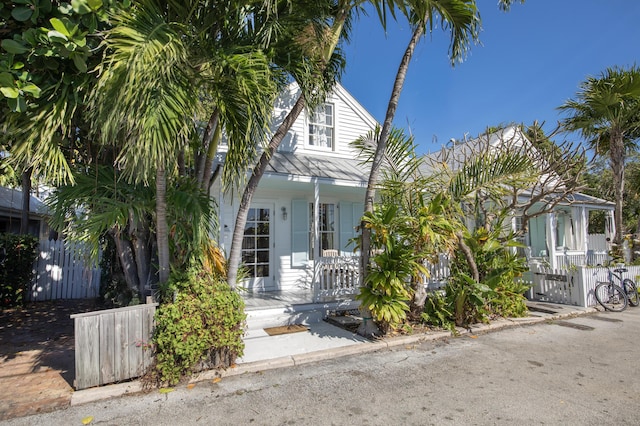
422;225;529;329
0;234;38;308
152;267;245;386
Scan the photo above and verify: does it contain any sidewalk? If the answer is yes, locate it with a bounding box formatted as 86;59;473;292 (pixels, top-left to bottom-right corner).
0;301;596;421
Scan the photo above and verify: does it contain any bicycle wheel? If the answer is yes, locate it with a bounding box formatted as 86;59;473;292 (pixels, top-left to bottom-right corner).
622;279;639;307
594;282;628;312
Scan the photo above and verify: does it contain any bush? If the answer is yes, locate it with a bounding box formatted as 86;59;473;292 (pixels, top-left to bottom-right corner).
0;234;38;308
422;226;529;329
152;267;245;386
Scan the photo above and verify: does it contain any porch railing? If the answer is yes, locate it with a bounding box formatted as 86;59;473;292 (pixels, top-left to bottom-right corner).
554;250;609;269
314;255;361;302
313;254;452;302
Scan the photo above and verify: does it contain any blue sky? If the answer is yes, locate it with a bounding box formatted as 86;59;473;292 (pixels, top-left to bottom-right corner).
340;0;640;154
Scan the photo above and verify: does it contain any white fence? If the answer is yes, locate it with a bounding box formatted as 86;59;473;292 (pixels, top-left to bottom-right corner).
528;264;640;307
28;239;101;301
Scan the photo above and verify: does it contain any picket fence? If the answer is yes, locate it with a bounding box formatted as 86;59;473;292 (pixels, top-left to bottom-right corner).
526;264;640;307
28;239;101;301
71;303;157;390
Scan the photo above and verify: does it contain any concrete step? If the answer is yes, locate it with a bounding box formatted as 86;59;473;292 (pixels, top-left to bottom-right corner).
245;299;360;330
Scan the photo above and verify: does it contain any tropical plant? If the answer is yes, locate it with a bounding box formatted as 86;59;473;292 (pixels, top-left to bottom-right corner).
48;167;216;298
422;217;529;329
1;0;122;235
90;0;302;286
354;204;421;333
357;0;532;337
152;266;245;386
559;65;640;250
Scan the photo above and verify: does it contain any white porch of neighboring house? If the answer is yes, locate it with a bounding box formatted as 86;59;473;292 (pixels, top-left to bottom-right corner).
523;193;615;271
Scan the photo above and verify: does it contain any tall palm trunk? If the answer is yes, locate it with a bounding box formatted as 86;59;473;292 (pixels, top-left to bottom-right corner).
156;164;170;289
610;128;626;250
197;109;220;193
226;10;348;288
227;96;306;288
358;22;424;337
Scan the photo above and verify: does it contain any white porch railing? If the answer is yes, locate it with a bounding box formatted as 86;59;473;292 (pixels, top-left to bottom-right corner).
313;254;452;302
314;255;361;302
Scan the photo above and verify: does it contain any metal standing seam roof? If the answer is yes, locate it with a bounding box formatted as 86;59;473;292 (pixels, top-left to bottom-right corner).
266;152;369;182
0;186;48;215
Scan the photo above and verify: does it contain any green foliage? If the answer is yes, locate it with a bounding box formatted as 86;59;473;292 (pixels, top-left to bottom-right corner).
152;267;245;386
422;223;529;329
356;204;421;332
0;233;38;308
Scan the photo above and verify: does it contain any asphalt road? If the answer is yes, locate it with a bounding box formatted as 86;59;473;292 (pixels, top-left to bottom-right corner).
4;308;640;426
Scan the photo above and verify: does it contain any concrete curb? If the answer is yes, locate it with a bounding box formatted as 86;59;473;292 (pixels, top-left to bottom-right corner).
70;304;599;407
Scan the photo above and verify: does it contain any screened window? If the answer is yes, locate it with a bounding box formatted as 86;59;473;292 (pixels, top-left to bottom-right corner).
308;103;334;148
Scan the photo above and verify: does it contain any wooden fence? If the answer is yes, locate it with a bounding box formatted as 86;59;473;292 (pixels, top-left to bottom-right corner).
29;239;101;301
71;303;157;390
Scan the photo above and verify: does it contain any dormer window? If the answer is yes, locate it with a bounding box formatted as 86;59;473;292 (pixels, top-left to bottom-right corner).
308;103;334;149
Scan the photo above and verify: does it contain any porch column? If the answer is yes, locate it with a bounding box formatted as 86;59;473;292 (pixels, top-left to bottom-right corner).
581;206;588;254
546;212;557;269
313;177;320;261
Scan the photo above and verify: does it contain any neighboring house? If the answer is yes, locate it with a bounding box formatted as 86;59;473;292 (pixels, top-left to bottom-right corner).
0;186;50;239
422;126;615;271
213;83;376;298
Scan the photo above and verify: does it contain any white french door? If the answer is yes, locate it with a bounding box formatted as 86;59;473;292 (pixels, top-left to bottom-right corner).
241;204;273;290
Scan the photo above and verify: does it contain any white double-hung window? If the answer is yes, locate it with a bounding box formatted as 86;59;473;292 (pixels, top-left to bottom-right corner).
308;103;334;149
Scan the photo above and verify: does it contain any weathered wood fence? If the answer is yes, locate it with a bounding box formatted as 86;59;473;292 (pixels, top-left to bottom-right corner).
29;239;101;301
71;303;157;390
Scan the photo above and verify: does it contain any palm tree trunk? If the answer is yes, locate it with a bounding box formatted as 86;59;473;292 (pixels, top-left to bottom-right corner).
109;228;141;292
227;96;306;288
610;130;625;252
156;164;170;288
197;109;220;191
358;23;424;338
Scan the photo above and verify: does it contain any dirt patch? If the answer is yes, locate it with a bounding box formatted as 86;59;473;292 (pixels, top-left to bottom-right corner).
0;299;99;386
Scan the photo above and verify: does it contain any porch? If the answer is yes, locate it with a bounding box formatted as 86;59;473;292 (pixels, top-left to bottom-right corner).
241;254;451;329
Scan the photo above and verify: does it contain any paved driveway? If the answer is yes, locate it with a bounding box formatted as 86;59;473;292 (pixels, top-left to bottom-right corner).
4;305;640;425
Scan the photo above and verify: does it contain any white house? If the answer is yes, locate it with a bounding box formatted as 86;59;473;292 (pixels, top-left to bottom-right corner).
213;83;376;299
213;87;616;307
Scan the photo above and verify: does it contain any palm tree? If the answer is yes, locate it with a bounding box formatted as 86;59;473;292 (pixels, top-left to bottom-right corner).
559;65;640;249
91;0;286;286
357;0;523;335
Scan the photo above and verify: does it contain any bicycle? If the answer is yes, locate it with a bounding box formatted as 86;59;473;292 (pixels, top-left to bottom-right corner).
593;265;639;312
608;265;640;307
